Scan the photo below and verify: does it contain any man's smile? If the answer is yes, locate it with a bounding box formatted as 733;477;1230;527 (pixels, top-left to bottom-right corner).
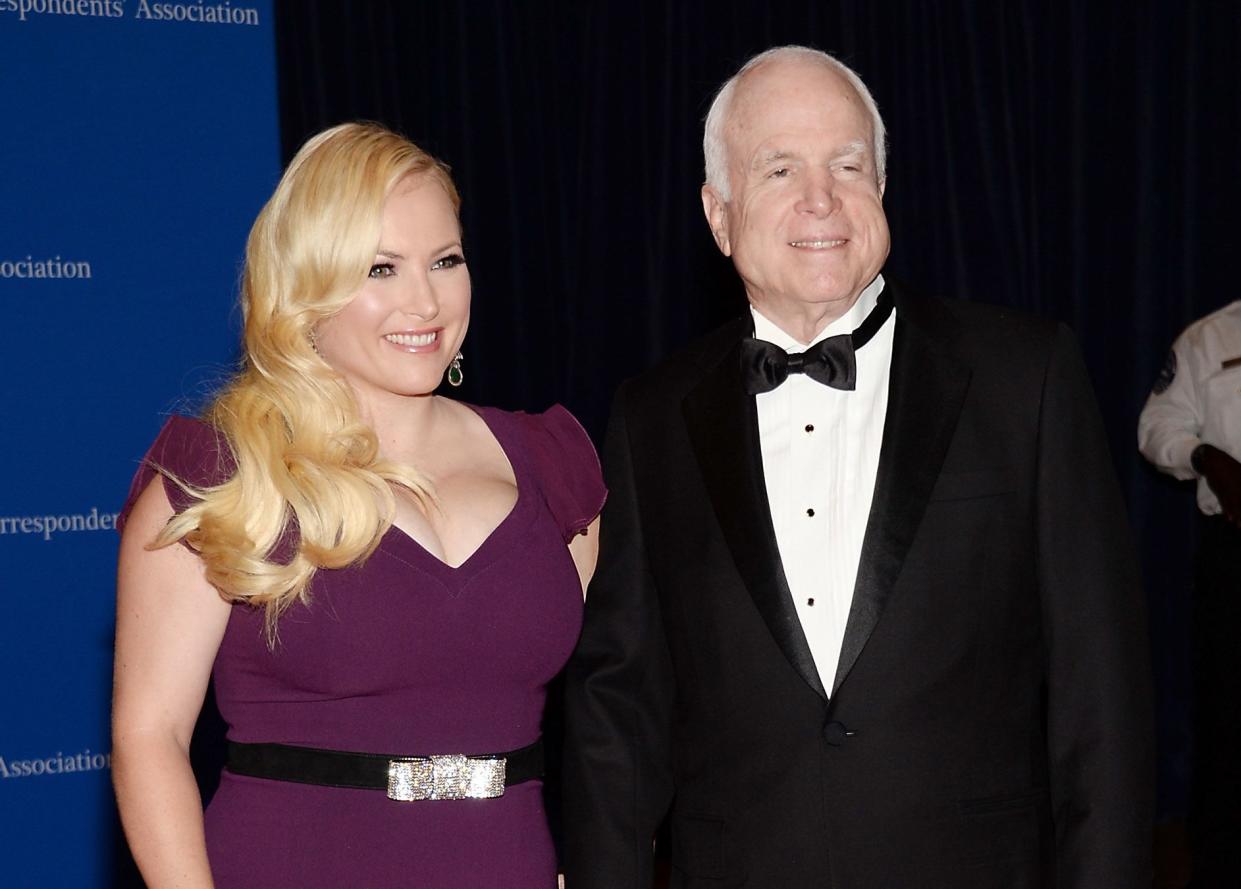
789;238;847;249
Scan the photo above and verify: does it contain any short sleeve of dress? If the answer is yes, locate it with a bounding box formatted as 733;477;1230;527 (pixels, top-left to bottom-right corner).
117;416;235;535
515;405;607;543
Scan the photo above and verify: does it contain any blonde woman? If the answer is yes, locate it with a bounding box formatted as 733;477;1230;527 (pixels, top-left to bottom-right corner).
112;122;605;888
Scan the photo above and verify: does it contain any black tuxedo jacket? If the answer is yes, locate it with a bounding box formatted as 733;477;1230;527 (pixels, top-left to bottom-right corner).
563;283;1153;888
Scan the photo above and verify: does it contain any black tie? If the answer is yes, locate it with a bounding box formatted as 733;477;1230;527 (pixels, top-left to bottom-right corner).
740;290;894;395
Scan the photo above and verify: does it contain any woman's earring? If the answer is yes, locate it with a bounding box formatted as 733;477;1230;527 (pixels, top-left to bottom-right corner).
309;328;320;354
447;351;464;387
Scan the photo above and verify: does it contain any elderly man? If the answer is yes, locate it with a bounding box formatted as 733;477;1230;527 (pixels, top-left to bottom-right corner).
564;45;1153;888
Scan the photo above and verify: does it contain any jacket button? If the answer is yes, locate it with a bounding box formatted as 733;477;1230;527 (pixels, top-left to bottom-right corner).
823;720;851;747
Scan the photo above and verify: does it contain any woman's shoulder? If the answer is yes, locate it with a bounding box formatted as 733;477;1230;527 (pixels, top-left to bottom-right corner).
118;415;235;531
142;415;235;486
485;404;606;542
501;403;591;450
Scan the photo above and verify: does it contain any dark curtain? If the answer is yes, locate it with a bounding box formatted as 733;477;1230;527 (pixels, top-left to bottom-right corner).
273;0;1240;823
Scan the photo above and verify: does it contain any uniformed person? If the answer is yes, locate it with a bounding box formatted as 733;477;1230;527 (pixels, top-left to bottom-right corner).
1139;300;1241;887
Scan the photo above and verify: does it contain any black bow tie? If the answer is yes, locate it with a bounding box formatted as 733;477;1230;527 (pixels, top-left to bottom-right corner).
740;290;894;395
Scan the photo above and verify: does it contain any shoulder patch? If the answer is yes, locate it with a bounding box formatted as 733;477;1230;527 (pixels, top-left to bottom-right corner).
1152;348;1177;394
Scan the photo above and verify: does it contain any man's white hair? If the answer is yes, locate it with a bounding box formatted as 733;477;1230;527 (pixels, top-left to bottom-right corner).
703;45;887;200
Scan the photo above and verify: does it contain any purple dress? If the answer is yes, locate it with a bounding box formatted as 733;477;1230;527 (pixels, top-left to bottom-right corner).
119;405;606;888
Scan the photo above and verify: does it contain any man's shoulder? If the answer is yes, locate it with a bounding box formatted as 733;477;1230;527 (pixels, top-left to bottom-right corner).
894;283;1061;364
1194;299;1241;329
616;285;1069;411
1177;300;1241;350
620;313;750;404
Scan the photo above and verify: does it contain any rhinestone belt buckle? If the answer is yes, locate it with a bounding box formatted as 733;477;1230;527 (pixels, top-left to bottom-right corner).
386;754;507;801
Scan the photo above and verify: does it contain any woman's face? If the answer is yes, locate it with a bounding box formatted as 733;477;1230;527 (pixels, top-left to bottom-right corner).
314;173;470;414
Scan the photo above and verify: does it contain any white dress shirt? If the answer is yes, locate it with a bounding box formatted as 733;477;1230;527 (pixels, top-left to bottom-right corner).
751;274;895;692
1138;300;1241;515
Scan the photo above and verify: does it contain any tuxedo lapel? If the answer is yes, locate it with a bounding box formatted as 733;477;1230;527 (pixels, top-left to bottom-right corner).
683;331;828;701
831;299;972;696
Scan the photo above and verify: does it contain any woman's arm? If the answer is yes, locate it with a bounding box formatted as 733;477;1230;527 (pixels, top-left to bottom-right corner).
568;515;601;599
112;476;231;888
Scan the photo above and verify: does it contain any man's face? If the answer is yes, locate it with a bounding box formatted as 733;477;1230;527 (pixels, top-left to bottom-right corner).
703;58;890;333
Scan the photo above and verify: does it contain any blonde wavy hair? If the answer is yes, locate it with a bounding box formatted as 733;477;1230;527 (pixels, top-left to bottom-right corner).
155;122;460;639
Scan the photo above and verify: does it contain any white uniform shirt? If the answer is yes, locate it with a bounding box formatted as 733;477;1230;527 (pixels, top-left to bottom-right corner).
1138;300;1241;515
751;274;894;692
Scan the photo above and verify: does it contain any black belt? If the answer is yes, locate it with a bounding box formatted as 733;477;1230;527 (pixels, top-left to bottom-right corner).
226;738;543;801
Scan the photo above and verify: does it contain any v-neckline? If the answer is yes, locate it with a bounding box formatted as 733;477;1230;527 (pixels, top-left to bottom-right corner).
380;405;526;579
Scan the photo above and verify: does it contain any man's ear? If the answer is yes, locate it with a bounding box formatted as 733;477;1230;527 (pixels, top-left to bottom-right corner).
701;184;732;256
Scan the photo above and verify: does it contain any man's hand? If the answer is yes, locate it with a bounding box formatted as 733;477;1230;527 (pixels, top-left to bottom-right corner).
1199;444;1241;526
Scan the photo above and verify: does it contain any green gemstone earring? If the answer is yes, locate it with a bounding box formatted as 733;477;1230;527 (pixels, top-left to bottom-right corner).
447;351;464;387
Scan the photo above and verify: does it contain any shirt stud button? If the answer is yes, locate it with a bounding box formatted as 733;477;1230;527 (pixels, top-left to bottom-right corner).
805;424;815;433
823;720;853;747
806;508;815;517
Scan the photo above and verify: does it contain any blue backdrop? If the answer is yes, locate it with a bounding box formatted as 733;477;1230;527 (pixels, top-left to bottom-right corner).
0;3;277;885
